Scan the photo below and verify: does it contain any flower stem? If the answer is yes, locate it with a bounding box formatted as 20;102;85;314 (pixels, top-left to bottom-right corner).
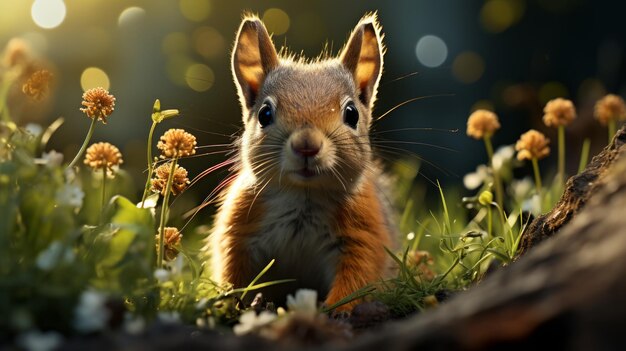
531;157;542;208
487;205;492;238
67;118;97;169
608;120;616;145
483;136;504;209
558;125;565;186
578;138;591;174
157;158;177;267
140;121;158;207
101;167;106;223
0;75;14;122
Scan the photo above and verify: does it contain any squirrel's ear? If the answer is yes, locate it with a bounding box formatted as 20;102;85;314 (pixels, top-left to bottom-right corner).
232;16;279;109
340;14;384;107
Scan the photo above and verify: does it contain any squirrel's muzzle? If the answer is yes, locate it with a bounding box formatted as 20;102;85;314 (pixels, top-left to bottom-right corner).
289;128;324;159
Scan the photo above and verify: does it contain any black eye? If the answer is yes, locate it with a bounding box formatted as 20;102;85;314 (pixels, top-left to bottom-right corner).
344;102;359;129
258;103;274;128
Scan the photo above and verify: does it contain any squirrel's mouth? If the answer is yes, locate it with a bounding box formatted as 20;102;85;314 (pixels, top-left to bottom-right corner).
294;168;318;179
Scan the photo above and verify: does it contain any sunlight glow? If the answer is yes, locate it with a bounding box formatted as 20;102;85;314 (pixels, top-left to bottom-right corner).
31;0;66;29
80;67;110;91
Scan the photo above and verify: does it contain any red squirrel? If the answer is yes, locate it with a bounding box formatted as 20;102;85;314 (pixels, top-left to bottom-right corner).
208;13;396;310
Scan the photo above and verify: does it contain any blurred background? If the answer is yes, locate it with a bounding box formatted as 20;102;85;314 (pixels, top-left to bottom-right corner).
1;0;625;216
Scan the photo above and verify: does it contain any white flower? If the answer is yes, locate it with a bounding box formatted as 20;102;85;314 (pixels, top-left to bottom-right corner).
511;177;533;201
137;193;159;209
36;241;63;271
123;314;145;335
196;316;215;329
17;330;63;351
463;165;491;190
286;289;318;317
25;123;43;137
158;311;181;324
73;290;110;333
492;145;515;172
233;310;277;336
153;268;170;282
42;150;63;168
55;183;84;208
36;241;75;271
522;194;542;215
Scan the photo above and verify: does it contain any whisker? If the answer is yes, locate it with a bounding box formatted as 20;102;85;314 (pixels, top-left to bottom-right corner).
196;143;233;149
374;93;455;122
370;127;459;135
247;176;273;220
188;159;236;189
171;121;239;138
379;71;419;87
181;173;238;226
373;145;457;178
372;140;458;153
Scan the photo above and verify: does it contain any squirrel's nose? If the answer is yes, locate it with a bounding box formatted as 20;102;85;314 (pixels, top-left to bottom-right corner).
291;140;320;158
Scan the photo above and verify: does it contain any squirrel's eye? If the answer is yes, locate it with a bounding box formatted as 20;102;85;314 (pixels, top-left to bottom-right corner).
258;103;274;128
344;102;359;129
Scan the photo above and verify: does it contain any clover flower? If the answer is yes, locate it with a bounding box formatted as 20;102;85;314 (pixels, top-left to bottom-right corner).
55;183;84;208
233;310;277;336
156;227;183;261
156;128;197;159
73;290;110;333
594;94;626;126
22;69;52;100
80;87;116;124
286;289;318;318
542;98;576;127
151;162;189;196
84;142;123;174
466;109;500;139
515;130;550;161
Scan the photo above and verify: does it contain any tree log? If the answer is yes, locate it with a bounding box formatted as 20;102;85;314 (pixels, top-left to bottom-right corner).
518;125;626;255
346;143;626;350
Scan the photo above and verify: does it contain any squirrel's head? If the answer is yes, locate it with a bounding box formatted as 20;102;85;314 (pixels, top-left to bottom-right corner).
232;13;384;191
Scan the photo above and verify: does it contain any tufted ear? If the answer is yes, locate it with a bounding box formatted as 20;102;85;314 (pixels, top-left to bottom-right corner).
340;14;384;107
232;16;279;111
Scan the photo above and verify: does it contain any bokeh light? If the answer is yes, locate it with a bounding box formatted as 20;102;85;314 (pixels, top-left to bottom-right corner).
179;0;211;22
192;26;225;59
480;0;525;33
415;35;448;68
167;54;194;86
262;8;290;35
185;63;215;92
538;81;569;104
31;0;66;29
452;51;485;84
80;67;110;91
162;32;189;56
118;7;146;27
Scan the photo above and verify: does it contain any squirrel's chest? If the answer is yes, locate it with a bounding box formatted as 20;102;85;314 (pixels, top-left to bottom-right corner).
247;192;341;286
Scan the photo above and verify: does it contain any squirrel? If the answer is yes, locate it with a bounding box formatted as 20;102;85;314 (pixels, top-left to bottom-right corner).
208;13;397;311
